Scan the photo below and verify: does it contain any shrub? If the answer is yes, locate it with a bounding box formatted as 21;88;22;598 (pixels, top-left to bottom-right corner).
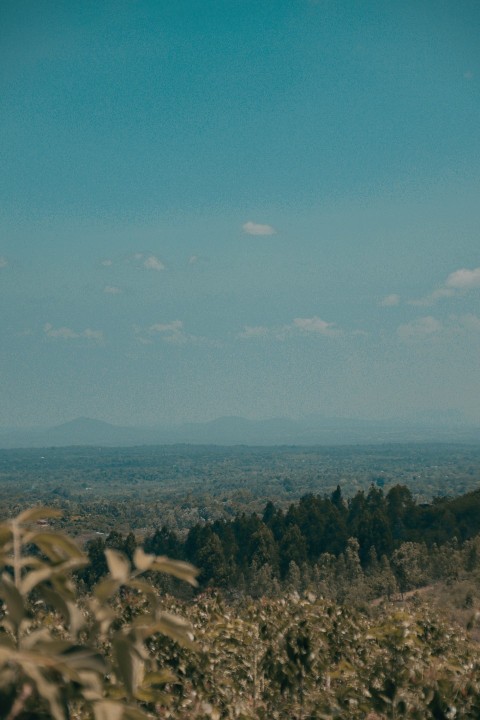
0;507;198;720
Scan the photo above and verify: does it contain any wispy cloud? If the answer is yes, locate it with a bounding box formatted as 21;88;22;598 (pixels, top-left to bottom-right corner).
101;258;113;267
82;328;104;341
242;221;276;236
379;294;400;307
409;266;480;306
397;316;442;341
152;323;191;344
238;325;270;339
143;255;165;271
134;320;220;347
134;320;188;345
238;316;340;340
104;285;122;295
44;324;78;340
409;288;454;307
0;256;8;268
44;323;104;342
398;312;480;342
188;254;209;266
292;316;339;335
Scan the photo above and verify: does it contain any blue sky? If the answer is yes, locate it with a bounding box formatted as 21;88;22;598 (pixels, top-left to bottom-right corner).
1;0;479;427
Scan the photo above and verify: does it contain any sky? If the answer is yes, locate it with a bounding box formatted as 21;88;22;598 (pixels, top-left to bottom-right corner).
1;0;479;428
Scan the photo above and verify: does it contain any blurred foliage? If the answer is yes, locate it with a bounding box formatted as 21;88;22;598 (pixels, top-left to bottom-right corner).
0;508;198;720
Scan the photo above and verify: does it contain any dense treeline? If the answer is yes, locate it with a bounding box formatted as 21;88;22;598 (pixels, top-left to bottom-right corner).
82;484;480;598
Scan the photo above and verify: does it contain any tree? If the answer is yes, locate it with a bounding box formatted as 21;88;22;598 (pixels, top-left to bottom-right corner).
391;541;430;593
279;525;308;578
249;525;279;574
195;531;229;587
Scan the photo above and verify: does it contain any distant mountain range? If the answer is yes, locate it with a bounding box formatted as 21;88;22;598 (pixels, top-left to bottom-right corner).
0;415;479;449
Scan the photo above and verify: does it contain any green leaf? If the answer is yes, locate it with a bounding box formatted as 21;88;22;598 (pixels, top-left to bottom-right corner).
94;577;121;602
143;669;176;685
51;573;77;602
19;555;45;569
59;646;107;675
27;531;84;561
21;628;55;650
16;507;62;525
127;578;158;603
20;565;55;595
37;583;68;617
148;556;199;586
88;597;116;636
112;634;143;697
23;663;65;720
0;573;26;626
135;612;195;648
133;547;153;572
32;582;86;637
21;557;87;595
66;600;86;638
78;669;103;701
105;549;130;582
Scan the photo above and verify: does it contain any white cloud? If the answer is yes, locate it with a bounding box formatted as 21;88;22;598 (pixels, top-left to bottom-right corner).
409;266;480;306
397;315;442;341
379;294;400;307
242;221;276;236
44;323;78;339
445;267;480;290
293;316;339;336
135;320;214;347
238;325;270;339
149;320;183;333
101;259;113;267
398;313;480;341
0;256;8;268
148;320;187;344
238;316;340;340
104;285;122;295
143;255;165;271
82;328;104;342
44;323;104;342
